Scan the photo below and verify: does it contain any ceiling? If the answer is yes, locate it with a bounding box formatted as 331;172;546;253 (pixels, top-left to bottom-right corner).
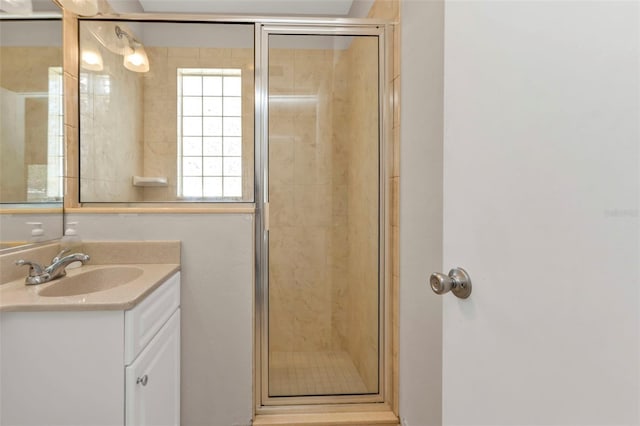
6;0;374;18
28;0;60;12
109;0;374;17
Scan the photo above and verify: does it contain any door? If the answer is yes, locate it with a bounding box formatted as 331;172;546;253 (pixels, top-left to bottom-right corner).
257;24;390;406
126;309;180;426
441;2;639;425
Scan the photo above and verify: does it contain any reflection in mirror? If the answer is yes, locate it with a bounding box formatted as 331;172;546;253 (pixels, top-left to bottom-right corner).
79;21;254;203
0;13;64;251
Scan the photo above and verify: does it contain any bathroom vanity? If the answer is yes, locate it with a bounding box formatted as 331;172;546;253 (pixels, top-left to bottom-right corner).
0;242;181;426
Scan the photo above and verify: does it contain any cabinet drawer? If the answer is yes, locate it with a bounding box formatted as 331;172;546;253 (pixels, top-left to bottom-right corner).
125;272;180;365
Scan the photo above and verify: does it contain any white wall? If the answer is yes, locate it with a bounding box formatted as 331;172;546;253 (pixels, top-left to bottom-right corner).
65;213;254;426
399;1;444;425
139;22;350;50
442;1;639;425
140;22;254;48
0;211;62;244
0;20;61;46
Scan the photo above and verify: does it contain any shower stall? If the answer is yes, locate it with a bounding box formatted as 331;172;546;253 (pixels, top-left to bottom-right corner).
256;23;391;408
77;14;392;412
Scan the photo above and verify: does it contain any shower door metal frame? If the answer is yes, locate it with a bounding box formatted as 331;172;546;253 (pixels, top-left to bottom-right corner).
255;21;393;410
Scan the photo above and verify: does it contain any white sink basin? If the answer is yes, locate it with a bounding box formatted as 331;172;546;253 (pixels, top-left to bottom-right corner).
38;266;144;297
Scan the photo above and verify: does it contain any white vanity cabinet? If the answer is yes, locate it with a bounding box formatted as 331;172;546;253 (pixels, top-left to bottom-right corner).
0;271;180;426
124;272;181;426
126;310;180;426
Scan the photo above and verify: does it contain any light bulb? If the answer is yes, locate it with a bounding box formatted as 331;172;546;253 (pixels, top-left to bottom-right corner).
127;52;143;66
123;47;149;73
81;49;103;71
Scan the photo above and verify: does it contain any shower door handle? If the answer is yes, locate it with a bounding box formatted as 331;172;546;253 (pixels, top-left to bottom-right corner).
430;267;472;299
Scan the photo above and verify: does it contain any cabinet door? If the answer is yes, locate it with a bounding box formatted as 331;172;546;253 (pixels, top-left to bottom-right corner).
126;308;180;426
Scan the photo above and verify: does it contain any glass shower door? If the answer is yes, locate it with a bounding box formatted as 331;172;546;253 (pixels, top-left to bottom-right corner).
264;32;382;400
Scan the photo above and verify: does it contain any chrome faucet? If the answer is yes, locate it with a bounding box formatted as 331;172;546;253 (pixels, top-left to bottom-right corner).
15;250;90;285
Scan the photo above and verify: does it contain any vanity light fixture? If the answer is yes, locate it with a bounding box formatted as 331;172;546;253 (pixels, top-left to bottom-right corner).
55;0;98;16
116;25;149;73
86;21;131;55
85;22;149;73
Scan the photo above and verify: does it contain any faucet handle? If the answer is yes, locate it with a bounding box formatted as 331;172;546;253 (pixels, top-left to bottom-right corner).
15;260;44;276
51;248;70;263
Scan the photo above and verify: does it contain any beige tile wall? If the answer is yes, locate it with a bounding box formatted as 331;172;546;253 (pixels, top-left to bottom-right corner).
25;98;49;166
340;37;380;393
268;49;338;353
0;47;61;92
0;87;25;201
268;38;381;395
79;26;144;202
141;47;255;201
0;47;62;202
77;43;255;202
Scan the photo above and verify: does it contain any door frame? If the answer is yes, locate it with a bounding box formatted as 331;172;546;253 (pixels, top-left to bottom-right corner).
254;21;393;411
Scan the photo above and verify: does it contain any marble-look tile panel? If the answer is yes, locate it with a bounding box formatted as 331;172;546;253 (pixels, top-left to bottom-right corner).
368;0;399;21
341;36;381;393
268;137;295;186
268;184;295;227
141;46;254;201
0;47;61;93
79;26;144;202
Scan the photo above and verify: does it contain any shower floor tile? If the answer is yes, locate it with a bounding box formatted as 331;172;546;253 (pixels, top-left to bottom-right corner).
269;351;369;396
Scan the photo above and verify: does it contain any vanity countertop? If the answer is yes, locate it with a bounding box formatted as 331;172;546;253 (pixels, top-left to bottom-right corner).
0;263;180;312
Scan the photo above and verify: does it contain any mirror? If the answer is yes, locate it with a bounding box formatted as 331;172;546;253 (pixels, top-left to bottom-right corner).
78;21;254;203
0;6;64;251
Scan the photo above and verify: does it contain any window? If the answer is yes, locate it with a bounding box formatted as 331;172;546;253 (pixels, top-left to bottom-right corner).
177;68;242;199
